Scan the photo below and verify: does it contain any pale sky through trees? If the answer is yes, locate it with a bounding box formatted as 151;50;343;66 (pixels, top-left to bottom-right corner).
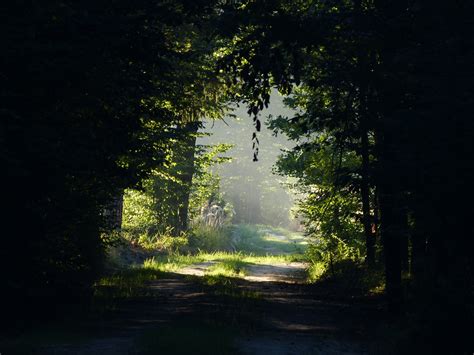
198;92;298;227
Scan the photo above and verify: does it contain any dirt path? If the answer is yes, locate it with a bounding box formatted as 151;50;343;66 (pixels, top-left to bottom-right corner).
175;260;308;283
243;262;307;283
178;261;217;276
32;261;380;354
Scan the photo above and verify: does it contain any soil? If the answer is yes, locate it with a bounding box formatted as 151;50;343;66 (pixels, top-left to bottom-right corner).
34;261;383;354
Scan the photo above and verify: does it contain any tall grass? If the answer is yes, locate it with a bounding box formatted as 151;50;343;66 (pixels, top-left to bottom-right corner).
142;254;205;272
187;224;233;251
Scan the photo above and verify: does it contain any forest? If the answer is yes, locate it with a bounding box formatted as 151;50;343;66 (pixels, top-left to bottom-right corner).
1;1;473;354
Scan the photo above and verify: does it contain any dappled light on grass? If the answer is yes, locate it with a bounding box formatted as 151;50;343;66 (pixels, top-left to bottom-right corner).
88;225;381;354
142;253;206;273
307;262;326;283
134;224;312;285
206;257;249;278
4;0;472;352
93;225;311;304
94;267;164;300
138;250;308;283
233;224;308;255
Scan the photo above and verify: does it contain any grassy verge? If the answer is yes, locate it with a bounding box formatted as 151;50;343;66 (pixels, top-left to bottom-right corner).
306;259;386;298
96;249;307;302
233;224;308;255
206;256;249;278
139;251;307;278
96;223;310;300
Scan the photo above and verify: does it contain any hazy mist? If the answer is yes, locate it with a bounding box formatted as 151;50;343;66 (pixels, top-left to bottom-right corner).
198;93;299;228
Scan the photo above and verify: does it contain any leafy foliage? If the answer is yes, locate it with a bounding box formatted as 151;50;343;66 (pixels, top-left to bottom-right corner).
217;0;474;350
1;0;227;318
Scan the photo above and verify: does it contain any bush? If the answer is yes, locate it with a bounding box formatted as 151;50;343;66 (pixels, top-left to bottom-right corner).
306;235;362;277
154;231;189;253
188;225;232;251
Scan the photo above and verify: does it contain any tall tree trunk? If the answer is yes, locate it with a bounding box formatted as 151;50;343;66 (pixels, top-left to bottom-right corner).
104;191;124;230
400;209;409;273
410;208;426;280
373;0;410;312
376;128;403;312
378;184;402;312
176;121;200;234
354;0;376;267
360;127;375;268
373;187;382;264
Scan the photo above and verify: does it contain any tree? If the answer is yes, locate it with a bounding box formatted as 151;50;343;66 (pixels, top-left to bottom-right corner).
1;0;224;320
217;1;473;338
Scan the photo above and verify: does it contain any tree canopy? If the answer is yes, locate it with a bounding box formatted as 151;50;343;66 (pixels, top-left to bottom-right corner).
2;1;473;351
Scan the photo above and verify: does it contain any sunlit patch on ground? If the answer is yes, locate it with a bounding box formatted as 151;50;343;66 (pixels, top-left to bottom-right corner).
178;261;217;276
169;225;309;282
4;224;377;355
175;258;308;283
243;262;308;283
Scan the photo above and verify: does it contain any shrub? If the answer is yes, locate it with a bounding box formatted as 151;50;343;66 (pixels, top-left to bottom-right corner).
188;225;232;251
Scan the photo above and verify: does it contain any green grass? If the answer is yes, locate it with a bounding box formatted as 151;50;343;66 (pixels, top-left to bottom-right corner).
188;224;233;251
101;224;308;288
95;224;310;300
233;224;308;255
94;266;166;300
95;249;308;304
6;225;310;353
140;250;307;276
194;250;305;263
96;267;162;288
307;261;327;283
207;256;249;278
142;253;206;272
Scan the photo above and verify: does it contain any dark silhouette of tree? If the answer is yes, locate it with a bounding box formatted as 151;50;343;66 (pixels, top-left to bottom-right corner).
1;0;223;323
217;0;474;350
1;1;473;351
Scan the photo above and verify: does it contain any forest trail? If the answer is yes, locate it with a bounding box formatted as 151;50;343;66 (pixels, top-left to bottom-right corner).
20;227;380;354
177;260;308;283
243;262;307;283
37;271;374;355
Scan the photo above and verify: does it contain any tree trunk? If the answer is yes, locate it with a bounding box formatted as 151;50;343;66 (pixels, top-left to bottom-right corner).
373;187;382;263
176;121;200;234
376;127;403;313
378;185;402;312
360;127;375;268
400;209;409;273
410;209;426;280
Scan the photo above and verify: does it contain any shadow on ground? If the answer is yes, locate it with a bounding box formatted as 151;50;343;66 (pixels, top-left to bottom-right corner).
3;270;384;355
